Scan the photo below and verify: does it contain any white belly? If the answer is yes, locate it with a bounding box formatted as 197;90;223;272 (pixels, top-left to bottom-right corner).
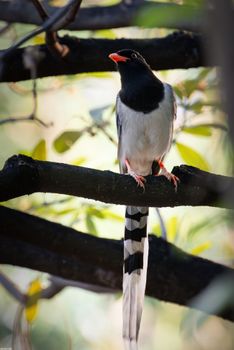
118;84;174;175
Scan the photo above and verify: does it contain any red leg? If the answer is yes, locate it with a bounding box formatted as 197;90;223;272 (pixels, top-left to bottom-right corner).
157;160;180;189
125;159;146;189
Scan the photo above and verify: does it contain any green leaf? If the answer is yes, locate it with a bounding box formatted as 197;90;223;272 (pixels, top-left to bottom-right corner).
188;101;204;114
94;29;116;39
32;139;46;160
87;207;105;219
101;210;124;222
167;216;178;242
33;33;45;45
71;156;86;166
196;67;211;80
151;223;161;237
173;86;183;100
86;215;98;235
25;278;42;323
183;79;199;97
176;142;209;171
190;241;212;255
135;4;201;28
182;126;212;137
53;131;82;153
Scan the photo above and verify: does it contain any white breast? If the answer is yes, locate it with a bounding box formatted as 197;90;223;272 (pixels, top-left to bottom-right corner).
117;83;175;176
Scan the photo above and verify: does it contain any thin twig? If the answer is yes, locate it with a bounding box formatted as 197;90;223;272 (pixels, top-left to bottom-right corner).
30;0;49;21
0;270;26;303
2;0;83;58
0;114;51;127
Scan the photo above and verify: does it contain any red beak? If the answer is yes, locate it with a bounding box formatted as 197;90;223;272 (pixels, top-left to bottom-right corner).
109;53;129;63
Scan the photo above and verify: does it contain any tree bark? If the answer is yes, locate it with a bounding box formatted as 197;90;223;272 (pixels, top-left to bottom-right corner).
0;155;234;209
0;205;233;322
0;32;204;82
0;0;202;32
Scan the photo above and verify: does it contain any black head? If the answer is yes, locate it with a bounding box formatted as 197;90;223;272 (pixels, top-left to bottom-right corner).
109;49;151;78
108;49;164;113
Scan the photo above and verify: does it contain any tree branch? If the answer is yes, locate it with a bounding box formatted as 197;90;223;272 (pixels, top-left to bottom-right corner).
0;205;233;322
0;154;234;209
2;0;83;58
0;32;204;83
0;0;203;32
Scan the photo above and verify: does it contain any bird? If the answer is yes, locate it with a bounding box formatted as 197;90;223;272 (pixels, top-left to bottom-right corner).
109;49;179;350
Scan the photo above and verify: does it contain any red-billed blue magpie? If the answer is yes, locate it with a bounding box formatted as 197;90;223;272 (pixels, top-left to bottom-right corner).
109;49;179;350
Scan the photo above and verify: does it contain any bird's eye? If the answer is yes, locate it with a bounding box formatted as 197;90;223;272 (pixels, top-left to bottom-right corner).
131;53;138;59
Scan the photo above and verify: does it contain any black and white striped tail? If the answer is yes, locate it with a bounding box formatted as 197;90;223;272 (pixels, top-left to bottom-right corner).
123;206;149;350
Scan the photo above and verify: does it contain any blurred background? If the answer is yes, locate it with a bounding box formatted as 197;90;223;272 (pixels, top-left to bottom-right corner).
0;0;234;349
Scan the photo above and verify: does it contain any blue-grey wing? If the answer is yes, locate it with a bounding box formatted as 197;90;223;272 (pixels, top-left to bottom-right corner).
116;111;122;141
116;95;126;174
166;83;177;120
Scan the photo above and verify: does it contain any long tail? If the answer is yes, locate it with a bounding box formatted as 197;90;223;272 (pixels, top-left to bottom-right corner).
123;206;149;350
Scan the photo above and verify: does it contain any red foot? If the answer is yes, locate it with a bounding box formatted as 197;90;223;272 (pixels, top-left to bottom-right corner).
158;160;180;190
125;159;146;189
130;173;146;188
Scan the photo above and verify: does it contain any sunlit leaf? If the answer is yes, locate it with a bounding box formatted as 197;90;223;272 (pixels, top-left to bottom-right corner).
71;156;86;166
56;208;77;215
94;29;116;39
33;34;45;45
135;4;201;28
182;126;212;137
18;150;31;157
183;79;199;97
87;207;105;219
188;101;204;114
32;139;46;160
53;131;82;153
167;216;178;242
191;241;212;255
173;86;183;100
102;210;124;222
152;223;161;237
196;67;211;80
25;278;42;323
77;72;113;80
176;142;209;171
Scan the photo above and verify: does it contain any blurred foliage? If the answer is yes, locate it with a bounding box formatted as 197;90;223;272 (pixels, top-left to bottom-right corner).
32;139;47;161
176;142;209;170
0;2;234;350
54;130;83;153
135;0;204;29
136;3;201;29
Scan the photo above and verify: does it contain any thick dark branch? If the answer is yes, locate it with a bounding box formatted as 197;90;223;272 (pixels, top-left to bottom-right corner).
0;32;204;83
0;0;202;32
0;205;233;322
0;154;234;209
